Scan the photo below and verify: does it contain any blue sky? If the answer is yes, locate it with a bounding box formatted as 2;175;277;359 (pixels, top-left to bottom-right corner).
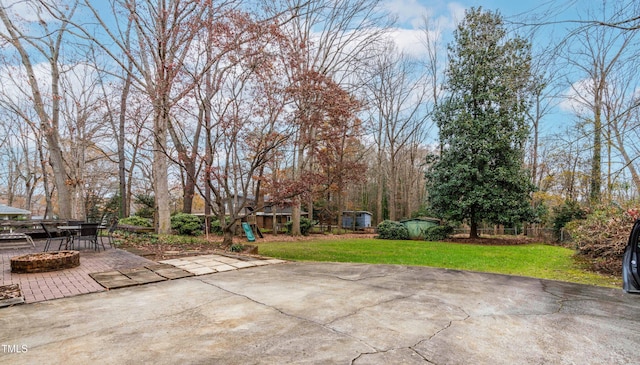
382;0;621;137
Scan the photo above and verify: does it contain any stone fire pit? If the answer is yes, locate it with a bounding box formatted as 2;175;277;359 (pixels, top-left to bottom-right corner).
10;251;80;273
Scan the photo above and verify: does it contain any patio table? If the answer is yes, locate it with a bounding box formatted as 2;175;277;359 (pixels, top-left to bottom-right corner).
57;225;107;250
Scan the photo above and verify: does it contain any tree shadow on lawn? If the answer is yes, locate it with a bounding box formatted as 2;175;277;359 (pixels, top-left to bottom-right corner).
444;235;538;245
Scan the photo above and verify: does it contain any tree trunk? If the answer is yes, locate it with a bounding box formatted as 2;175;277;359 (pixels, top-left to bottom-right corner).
376;157;384;223
376;174;383;223
118;70;132;218
153;107;172;234
307;195;313;228
35;133;53;219
167;113;202;214
222;224;234;246
469;220;479;239
291;201;301;236
590;103;602;204
47;132;73;220
388;164;397;221
272;205;278;236
612;123;640;196
181;160;196;213
375;109;385;224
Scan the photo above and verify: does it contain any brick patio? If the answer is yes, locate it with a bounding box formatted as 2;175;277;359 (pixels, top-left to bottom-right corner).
1;238;156;304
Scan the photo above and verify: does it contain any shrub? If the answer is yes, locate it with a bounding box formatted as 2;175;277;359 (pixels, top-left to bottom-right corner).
565;203;638;275
230;244;245;252
552;200;586;238
376;220;409;240
171;213;203;236
119;216;152;227
285;217;316;236
423;225;454;241
133;194;155;219
209;217;230;235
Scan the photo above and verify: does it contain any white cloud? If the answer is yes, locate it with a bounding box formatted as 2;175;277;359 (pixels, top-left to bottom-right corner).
382;0;466;30
1;0;58;23
386;28;428;57
443;2;465;29
382;0;432;28
559;78;599;115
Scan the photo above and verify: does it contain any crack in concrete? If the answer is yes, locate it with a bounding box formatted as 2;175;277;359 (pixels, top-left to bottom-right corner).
410;347;437;364
350;346;437;365
349;300;470;365
325;293;415;326
406;307;471;364
427;312;471;342
197;278;379;352
312;269;400;282
540;281;570;314
350;342;440;364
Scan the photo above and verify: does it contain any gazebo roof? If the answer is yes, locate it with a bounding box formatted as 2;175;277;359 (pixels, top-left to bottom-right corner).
0;204;31;215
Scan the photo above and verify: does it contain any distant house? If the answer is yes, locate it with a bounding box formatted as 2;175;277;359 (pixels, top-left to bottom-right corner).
341;211;373;230
255;205;308;232
0;204;31;220
191;192;313;234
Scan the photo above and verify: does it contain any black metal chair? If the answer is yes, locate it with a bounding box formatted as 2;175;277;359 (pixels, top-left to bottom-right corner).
106;220;119;248
41;223;68;252
74;223;103;251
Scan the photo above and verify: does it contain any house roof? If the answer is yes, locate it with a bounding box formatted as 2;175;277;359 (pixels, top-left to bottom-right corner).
256;206;307;215
341;211;373;215
0;204;31;215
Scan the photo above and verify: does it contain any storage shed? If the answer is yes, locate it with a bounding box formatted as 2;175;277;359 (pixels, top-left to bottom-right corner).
341;211;373;230
400;217;440;239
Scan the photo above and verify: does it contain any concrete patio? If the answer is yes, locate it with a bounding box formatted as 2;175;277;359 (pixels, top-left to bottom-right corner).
0;261;639;364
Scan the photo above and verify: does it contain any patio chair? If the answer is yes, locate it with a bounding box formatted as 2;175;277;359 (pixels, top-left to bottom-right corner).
106;220;119;248
74;223;104;251
41;223;69;252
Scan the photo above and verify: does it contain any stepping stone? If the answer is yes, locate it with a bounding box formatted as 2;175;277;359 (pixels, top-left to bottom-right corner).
158;259;185;265
187;266;216;275
252;260;272;266
188;257;216;264
145;264;195;280
227;261;258;269
212;264;236;272
120;268;166;284
177;263;204;270
262;259;287;264
210;256;242;264
195;260;226;266
90;271;138;289
194;255;218;259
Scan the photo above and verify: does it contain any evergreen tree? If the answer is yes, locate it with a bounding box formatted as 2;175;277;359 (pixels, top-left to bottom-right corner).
425;8;536;238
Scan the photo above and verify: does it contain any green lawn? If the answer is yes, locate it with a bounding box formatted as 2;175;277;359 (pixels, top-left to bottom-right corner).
256;238;621;288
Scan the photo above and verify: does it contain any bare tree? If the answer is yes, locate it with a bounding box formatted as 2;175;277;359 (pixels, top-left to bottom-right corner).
563;5;637;204
602;63;640;196
78;0;219;233
0;117;37;208
363;43;431;221
0;1;77;219
278;0;390;234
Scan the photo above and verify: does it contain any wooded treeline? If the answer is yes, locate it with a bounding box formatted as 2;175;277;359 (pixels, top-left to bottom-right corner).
0;0;638;241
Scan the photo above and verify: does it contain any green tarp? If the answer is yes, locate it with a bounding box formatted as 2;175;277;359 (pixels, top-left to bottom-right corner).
401;218;439;239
